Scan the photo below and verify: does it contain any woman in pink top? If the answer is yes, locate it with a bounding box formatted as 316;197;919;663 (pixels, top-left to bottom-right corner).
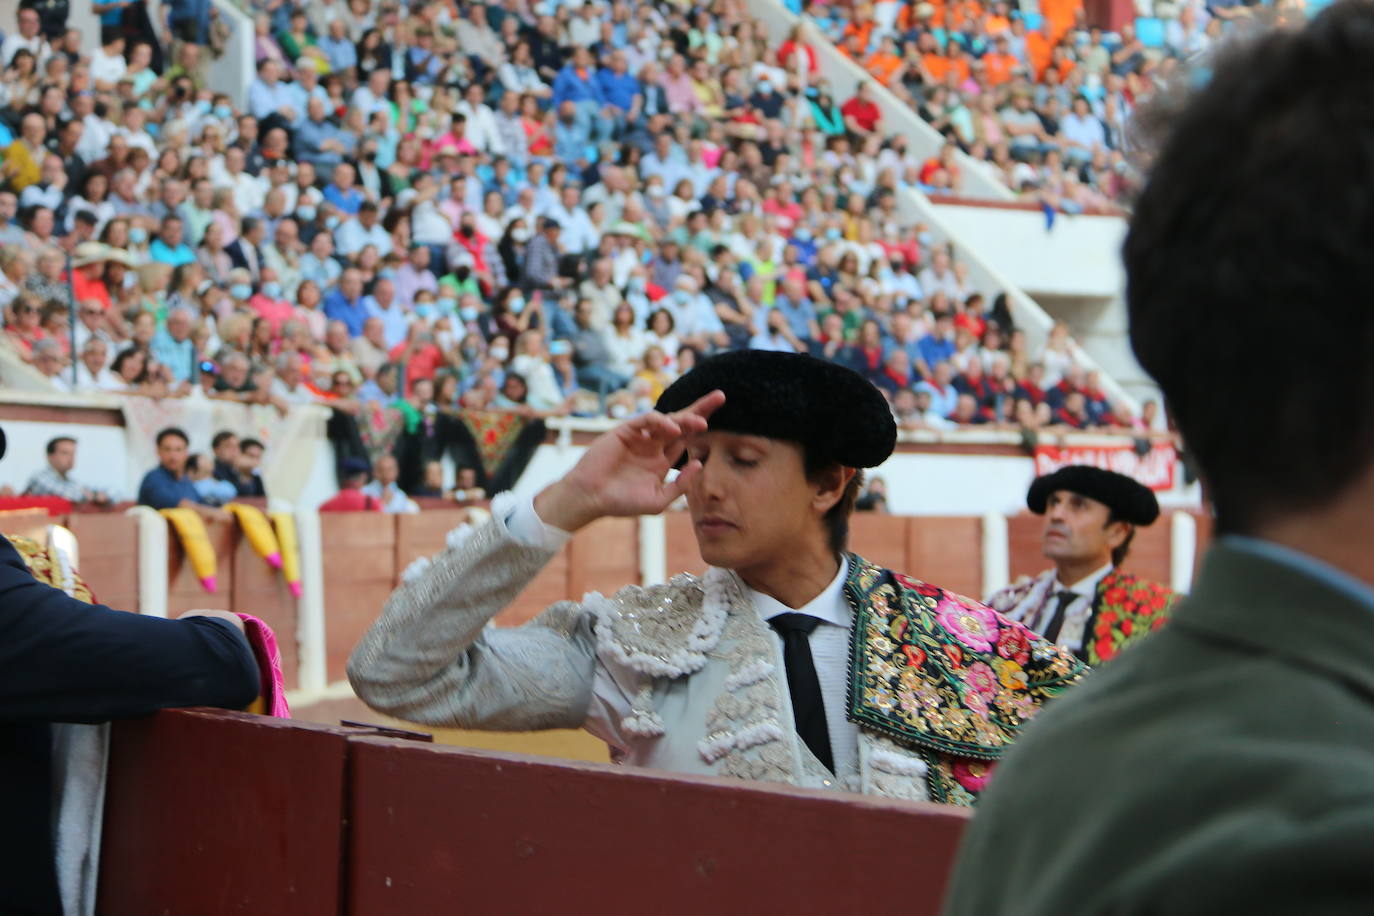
294;279;327;340
249;268;297;336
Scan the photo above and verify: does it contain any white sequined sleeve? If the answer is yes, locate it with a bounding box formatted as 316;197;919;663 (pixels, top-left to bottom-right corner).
346;493;598;731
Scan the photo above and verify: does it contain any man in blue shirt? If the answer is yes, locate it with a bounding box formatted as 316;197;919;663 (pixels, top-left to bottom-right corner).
916;312;957;374
553;101;593;168
596;49;641;139
552;46;611;141
915;361;959;418
167;0;210;44
324;267;369;337
248;59;298;126
639;132;689;192
150;308;197;384
323;162;364;215
363;277;409;349
149;215;196;267
138;427;219;516
334;201;392;258
771;276;819;343
318;18;357;74
296;96;349;172
284;63;328;129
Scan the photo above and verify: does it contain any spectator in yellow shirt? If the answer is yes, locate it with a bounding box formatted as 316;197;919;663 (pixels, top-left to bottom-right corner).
3;113;46;193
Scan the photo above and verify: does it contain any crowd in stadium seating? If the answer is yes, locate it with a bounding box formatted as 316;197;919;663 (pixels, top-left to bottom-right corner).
0;0;1172;497
811;0;1229;209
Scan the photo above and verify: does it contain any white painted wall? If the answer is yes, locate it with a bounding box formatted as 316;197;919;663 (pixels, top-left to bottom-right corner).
931;205;1128;300
0;419;131;498
207;0;255;108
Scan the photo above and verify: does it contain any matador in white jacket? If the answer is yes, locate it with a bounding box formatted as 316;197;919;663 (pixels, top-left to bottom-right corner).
349;351;1083;806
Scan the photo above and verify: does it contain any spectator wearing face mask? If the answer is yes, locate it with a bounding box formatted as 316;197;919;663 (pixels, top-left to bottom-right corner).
248;267;295;335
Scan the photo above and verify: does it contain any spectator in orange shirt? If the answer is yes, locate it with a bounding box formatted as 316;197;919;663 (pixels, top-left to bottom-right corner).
1051;43;1078;83
920;141;963;188
983;35;1019;86
842;4;876;57
944;0;984;32
983;1;1012;35
921;32;953;83
838;30;867;62
946;42;973;85
1040;0;1079;43
897;1;937;34
1026;21;1056;82
865;36;905;87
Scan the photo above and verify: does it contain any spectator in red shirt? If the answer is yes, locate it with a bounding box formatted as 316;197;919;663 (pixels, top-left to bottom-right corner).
950;392;991;425
955;357;996;410
389;322;444;394
777;24;818;76
318;458;382;512
70;242;118;312
841;82;882;138
1047;365;1085;409
954;293;988;339
1054;391;1092;429
762;177;803;234
1016;363;1049;404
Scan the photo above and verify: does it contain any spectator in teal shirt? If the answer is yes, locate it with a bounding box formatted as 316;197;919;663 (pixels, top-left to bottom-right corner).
149;215;195;267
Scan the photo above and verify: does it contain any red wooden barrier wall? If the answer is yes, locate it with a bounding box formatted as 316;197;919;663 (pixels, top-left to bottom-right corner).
321;513;398;682
98;710;349;916
347;737;969;916
65;513;139;611
94;710;970;916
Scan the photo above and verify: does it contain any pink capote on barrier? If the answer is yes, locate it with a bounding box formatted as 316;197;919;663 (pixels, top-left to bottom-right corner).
237;614;292;718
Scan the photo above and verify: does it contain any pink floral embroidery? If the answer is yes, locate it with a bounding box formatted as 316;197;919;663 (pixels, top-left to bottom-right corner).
952;758;995;793
936;599;1000;654
964;661;998;698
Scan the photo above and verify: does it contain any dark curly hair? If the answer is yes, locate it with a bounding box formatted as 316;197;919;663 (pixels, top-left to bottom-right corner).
1125;3;1374;534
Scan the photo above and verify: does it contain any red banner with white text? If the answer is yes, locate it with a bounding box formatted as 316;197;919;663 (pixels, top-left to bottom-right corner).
1032;442;1177;491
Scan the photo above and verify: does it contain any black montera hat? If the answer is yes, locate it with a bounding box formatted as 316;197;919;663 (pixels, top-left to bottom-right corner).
655;350;897;468
1027;465;1160;526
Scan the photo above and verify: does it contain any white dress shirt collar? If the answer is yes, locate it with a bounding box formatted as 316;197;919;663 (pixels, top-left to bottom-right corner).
747;556;852;628
1058;561;1115;599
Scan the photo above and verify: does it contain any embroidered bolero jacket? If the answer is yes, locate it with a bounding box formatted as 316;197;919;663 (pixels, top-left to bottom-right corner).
989;568;1177;665
348;495;1085;806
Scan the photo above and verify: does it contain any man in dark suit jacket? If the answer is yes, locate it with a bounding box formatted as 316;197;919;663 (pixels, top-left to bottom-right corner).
0;425;259;913
225;215;266;282
944;8;1374;912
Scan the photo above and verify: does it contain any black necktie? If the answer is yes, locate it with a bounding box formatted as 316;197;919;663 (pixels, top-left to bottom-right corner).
768;613;834;774
1043;591;1078;644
